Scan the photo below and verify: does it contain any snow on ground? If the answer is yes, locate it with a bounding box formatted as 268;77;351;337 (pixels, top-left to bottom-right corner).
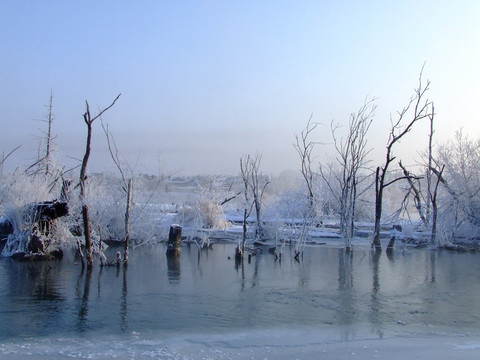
1;326;480;359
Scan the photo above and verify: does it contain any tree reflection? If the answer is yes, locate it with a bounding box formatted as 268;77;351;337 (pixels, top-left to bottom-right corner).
29;262;63;301
337;249;357;341
76;266;93;333
4;261;64;302
369;249;383;337
235;255;245;291
337;249;355;320
120;265;128;332
167;255;181;283
426;251;436;283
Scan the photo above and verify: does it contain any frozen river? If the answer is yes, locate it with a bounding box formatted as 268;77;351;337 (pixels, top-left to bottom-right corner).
1;242;480;359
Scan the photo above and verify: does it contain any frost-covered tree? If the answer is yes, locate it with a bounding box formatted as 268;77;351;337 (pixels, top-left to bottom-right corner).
79;94;121;267
294;116;320;218
238;154;270;257
372;72;433;250
433;129;480;241
320;98;375;249
400;106;443;244
102;121;134;264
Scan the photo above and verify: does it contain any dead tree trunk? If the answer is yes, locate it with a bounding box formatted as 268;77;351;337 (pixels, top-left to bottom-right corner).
430;165;444;244
79;94;121;268
45;89;54;175
239;155;253;257
124;178;133;264
81;205;93;266
240;154;269;242
373;166;385;250
80;110;94;267
399;161;427;226
372;71;432;250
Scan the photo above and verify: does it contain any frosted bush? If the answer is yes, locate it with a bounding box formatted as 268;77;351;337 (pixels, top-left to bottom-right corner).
435;130;480;241
0;171;78;256
175;199;230;230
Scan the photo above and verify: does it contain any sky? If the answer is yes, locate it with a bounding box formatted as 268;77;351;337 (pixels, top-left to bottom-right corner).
1;0;479;176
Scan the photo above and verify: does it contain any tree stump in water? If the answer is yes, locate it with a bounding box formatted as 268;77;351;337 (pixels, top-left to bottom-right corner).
166;225;182;257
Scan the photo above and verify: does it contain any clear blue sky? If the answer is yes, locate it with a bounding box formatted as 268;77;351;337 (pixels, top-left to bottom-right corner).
1;1;479;175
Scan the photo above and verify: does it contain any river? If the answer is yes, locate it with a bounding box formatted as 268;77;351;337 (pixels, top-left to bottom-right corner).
1;242;480;359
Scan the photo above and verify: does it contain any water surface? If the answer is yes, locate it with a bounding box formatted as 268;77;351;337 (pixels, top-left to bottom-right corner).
1;243;480;358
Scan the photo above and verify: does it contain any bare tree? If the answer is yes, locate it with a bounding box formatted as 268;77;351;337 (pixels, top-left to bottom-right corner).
425;105;444;244
294;115;319;215
429;164;444;245
320;98;375;250
399;161;427;226
25;90;57;177
101;121;134;264
124;178;133;264
0;146;21;178
372;72;433;250
250;155;270;240
238;155;253;258
44;89;54;175
79;94;121;267
237;154;270;257
397;104;445;245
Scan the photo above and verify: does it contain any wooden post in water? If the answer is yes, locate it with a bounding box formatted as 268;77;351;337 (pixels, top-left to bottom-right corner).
166;225;182;257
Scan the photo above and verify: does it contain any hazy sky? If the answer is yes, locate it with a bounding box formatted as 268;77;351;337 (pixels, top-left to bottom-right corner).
1;1;479;176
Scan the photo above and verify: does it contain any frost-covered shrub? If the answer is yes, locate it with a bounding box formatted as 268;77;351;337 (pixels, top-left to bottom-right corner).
435;130;480;240
0;171;77;255
175;199;230;230
197;198;230;229
74;173;170;243
172;176;235;231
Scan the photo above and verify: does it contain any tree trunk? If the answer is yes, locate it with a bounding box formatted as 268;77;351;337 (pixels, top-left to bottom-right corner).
81;204;93;267
372;167;383;250
45;89;54;175
124;178;133;264
242;208;247;247
431;203;438;245
254;198;262;240
430;165;444;245
80;112;93;267
79;94;120;268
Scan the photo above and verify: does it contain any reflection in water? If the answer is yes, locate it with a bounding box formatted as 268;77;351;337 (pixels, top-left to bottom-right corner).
337;249;357;341
76;266;93;333
369;249;382;336
337;250;355;320
167;254;181;283
30;262;63;301
235;255;245;291
120;265;128;332
386;247;395;261
296;258;309;288
75;263;129;334
426;250;436;283
251;253;260;288
5;261;65;301
2;244;480;341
